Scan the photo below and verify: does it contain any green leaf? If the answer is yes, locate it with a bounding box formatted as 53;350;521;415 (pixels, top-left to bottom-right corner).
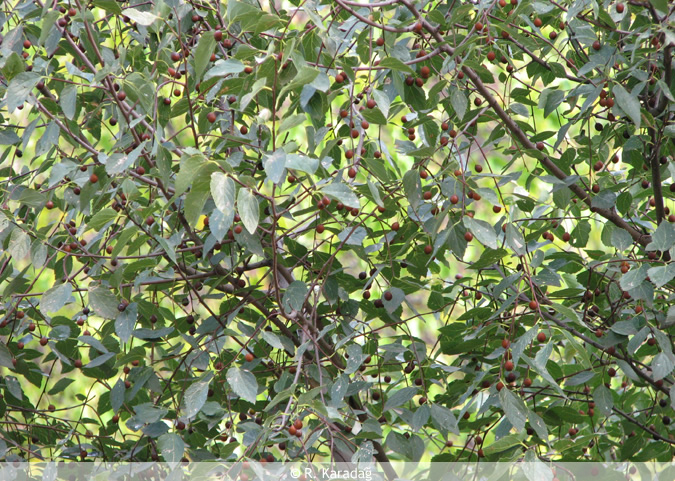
403;170;421;209
7;72;40;112
647;221;675;251
8;229;30;260
0;344;15;369
48;378;74;395
593;385;613;416
538;88;564;118
237;188;259;234
0;131;20;145
384;387;418;410
211;173;235;213
361;108;387;125
175;153;206;197
184;177;210;228
499;388;527;431
204;59;244;80
620;264;649;291
115;303;137;343
464;217;498;249
378;57;415;75
263;149;287;184
283;281;307;312
468;248;508;270
41;283;73;314
92;0;122;14
104;143;145;176
123;8;159;26
321;182;359;208
430;404;459;434
652;352;675;381
611;229;633;251
648;264;675;288
482;433;524;455
286;154;319;174
613;84;641;130
60;84;77;120
88;208;118;231
451;88;467;120
383;287;405;314
226;367;258;403
158;433;184;463
182;372;213;418
278;114;306;134
88;286;120;319
505;224;526;256
193;31;216;82
240;78;266;111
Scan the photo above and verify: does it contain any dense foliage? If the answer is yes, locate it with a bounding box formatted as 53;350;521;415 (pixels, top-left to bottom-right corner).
0;0;674;468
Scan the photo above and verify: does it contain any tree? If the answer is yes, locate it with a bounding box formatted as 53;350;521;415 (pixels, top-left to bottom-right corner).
0;0;673;468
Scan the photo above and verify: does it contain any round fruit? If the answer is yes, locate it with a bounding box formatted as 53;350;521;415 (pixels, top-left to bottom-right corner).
316;224;325;234
244;352;254;362
23;39;31;49
616;3;624;13
537;332;546;343
529;300;538;310
207;112;217;123
534;18;542;28
46;201;54;209
504;360;514;371
366;98;376;109
592;40;601;51
523;378;532;387
424;245;433;255
501;339;510;349
376;37;384;47
117;91;126;101
89;173;98;183
420;66;430;78
384;291;393;301
450;195;459;204
487;51;496;62
464;232;473;242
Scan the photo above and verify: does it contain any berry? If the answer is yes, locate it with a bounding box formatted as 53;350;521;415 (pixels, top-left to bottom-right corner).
504;360;514;371
244;352;254;362
616;3;624;13
207;112;217;123
537;332;546;343
534;18;542;28
23;39;32;49
366;99;376;109
424;245;433;255
89;173;98;183
464;232;473;242
529;300;538;310
592;40;601;51
376;37;384;47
